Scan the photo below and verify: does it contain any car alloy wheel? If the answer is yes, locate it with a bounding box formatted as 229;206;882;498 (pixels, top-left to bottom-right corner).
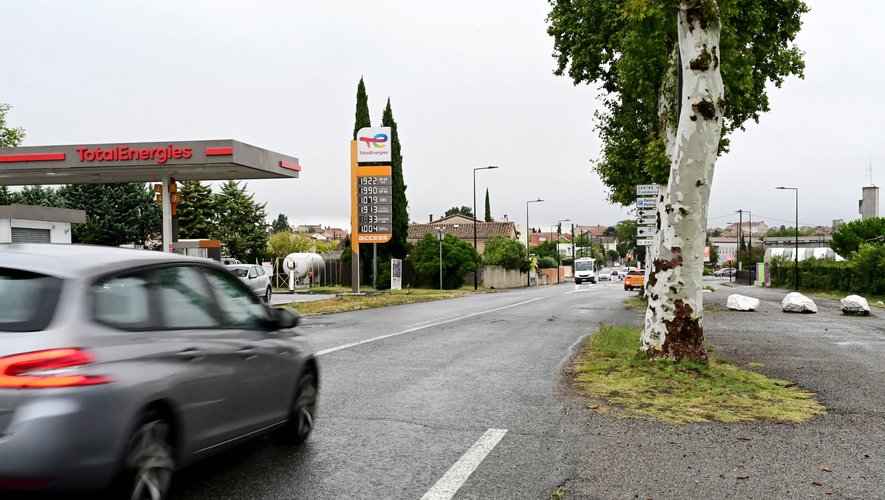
124;415;174;500
275;372;317;445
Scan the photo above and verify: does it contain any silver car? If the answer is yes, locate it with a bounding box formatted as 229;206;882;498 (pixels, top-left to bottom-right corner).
0;244;318;498
227;264;272;303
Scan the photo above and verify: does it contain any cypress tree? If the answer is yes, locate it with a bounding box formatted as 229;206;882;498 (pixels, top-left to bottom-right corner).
381;98;408;260
178;181;216;239
484;188;493;222
352;78;373;284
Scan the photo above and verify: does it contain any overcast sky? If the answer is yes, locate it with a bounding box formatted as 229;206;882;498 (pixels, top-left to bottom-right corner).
3;1;882;233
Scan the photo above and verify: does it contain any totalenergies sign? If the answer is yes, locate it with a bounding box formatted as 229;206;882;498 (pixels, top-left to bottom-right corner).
77;144;193;164
356;127;391;163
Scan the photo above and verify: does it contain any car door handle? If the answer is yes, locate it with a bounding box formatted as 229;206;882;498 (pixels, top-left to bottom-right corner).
176;348;206;361
238;347;258;359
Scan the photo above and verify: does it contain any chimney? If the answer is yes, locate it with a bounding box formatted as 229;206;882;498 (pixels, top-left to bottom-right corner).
429;214;433;222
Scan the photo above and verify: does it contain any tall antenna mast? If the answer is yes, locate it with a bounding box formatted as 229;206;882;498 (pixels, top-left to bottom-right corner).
867;155;875;186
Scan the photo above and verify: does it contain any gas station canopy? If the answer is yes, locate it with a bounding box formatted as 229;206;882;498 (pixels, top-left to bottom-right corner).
0;139;300;185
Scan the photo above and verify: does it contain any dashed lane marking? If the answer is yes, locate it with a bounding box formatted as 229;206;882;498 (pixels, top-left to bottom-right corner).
316;298;546;356
420;428;508;500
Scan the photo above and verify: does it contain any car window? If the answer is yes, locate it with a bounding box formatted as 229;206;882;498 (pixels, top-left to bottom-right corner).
230;267;248;278
153;266;221;329
203;268;271;328
248;267;258;279
93;274;154;330
0;268;63;332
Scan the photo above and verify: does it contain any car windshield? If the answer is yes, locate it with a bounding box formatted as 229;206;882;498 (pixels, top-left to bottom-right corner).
575;261;594;271
0;268;64;332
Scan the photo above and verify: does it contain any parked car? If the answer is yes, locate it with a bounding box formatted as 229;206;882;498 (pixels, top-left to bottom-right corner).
227;264;272;303
713;267;737;277
624;269;645;291
0;244;318;497
598;267;612;281
617;266;631;280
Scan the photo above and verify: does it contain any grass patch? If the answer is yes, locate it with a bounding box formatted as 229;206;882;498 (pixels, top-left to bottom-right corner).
624;296;646;310
806;290;885;309
285;288;469;315
571;325;825;424
704;285;716;292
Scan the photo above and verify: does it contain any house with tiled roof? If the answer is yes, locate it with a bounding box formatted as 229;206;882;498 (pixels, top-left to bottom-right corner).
407;214;519;254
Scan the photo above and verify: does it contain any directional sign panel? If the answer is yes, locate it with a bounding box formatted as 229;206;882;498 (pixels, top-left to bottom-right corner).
636;225;655;238
636;197;656;209
636;184;662;196
353;165;393;244
636;216;655;226
637;208;656;218
637;238;654;246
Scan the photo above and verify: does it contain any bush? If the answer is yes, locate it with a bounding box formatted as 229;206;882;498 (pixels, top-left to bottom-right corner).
412;234;477;289
538;256;558;269
482;237;529;272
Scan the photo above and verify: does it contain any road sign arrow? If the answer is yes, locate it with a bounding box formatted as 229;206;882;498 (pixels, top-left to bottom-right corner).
636;217;655;226
636;225;655;237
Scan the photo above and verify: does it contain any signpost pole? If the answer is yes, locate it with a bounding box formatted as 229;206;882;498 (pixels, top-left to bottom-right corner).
350;141;360;293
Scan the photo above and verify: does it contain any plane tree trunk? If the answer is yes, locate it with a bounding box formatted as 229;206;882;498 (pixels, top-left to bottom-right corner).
641;5;724;363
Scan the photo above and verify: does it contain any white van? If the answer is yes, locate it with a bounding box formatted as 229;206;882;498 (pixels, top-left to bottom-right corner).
574;257;597;284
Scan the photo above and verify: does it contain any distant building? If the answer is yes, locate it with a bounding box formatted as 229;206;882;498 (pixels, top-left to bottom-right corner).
0;204;86;244
407;214;518;254
859;186;879;219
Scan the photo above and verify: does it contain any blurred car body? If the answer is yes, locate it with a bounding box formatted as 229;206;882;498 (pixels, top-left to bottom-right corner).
0;244;318;497
227;264;272;303
624;269;645;291
598;267;612;281
713;267;737;277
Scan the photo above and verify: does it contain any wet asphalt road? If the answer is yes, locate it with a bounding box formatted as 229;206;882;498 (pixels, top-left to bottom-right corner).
168;279;885;499
170;281;634;499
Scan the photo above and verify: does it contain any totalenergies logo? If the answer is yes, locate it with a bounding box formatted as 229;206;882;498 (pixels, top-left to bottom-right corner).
358;132;389;149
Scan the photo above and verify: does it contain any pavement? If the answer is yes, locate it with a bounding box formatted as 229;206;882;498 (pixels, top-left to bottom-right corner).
558;279;885;499
269;290;334;306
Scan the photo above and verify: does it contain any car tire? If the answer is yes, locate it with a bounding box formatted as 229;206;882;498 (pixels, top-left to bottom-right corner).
118;411;175;500
274;372;317;445
265;286;272;303
575;279;581;285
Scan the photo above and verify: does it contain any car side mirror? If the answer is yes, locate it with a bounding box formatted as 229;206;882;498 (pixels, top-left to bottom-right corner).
272;307;300;329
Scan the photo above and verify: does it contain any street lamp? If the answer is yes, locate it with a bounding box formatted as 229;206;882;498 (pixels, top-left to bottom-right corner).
556;218;571;284
526;198;544;286
436;227;443;290
473;166;499;290
776;186;799;291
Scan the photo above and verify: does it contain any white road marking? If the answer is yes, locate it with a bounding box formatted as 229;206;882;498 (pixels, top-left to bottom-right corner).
420;428;508;500
316;298;546;356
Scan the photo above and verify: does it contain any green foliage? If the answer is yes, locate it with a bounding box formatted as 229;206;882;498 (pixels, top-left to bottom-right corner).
830;217;885;258
0;103;25;148
532;239;559;260
0;186;14;205
381;98;409;260
14;185;64;207
267;231;312;258
58;183;160;247
766;226;817;237
212;181;268;263
603;226;617;237
615;219;637;257
444;206;474;218
484;188;493;222
482;236;529;272
546;0;808;206
706;236;719;264
412;233;477;289
177;181;216;239
607;249;620;263
353;77;371;140
270;214;290;233
768;251;885;296
538;256;558;269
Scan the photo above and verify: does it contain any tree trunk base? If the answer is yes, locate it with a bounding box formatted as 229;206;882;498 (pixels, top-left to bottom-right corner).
647;299;708;363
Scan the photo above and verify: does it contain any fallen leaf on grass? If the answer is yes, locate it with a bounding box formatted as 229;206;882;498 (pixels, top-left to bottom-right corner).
821;466;832;472
587;404;600;410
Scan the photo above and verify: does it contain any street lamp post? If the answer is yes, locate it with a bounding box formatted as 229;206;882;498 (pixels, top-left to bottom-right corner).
526;198;544;286
473;166;499;290
556;218;570;284
776;186;799;291
436;227;443;290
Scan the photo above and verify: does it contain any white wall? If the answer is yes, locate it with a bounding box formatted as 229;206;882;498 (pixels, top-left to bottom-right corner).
0;218;73;243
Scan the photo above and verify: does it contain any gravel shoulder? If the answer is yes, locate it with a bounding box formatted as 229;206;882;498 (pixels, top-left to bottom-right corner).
558;281;885;499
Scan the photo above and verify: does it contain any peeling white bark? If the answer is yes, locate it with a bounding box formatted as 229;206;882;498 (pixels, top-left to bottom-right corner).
641;5;724;359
